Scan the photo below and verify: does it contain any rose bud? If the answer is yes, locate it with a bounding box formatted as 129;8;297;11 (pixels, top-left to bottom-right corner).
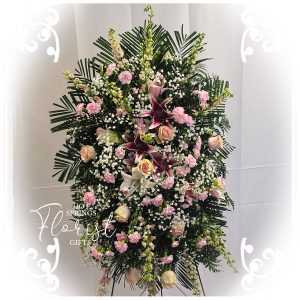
208;135;223;150
114;205;131;223
171;219;185;238
149;84;161;99
125;267;141;284
80;145;96;162
160;270;177;289
210;188;223;199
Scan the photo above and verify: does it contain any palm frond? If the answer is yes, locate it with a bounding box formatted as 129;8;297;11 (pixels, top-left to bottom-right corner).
53;143;81;183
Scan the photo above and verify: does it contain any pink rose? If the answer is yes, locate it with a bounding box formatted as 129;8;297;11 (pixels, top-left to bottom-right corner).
151;194;164;207
118;71;132;84
115;146;125;159
128;232;141;244
114;205;131;223
75;103;85;117
208;135;223;150
80;145;96;162
172;107;186;124
158;125;174;141
161;205;175;217
160;255;173;265
86;101;101;114
197;239;207;249
103;169;115;184
106;63;116;76
114;241;128;253
84;187;96;206
175;166;190;177
185;154;197;168
91;246;103;259
171;241;179;248
161;176;174;189
116;231;127;241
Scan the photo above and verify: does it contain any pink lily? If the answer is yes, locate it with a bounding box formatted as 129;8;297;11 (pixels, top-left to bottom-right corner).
122;131;155;159
140;96;173;129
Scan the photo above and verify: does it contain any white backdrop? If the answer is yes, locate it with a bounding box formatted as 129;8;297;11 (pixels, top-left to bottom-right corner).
13;3;293;296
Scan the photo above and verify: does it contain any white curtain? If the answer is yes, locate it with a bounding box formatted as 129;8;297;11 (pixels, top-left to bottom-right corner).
13;3;292;296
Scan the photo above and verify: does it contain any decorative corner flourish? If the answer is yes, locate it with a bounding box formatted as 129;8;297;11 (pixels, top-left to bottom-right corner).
20;8;60;63
18;237;60;292
240;9;282;63
240;237;282;292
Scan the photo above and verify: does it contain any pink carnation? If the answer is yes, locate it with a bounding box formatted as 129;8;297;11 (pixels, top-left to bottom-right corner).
118;71;132;84
132;87;138;94
195;137;202;150
171;241;179;248
172;107;186;124
141;196;152;206
86;101;101;114
197;239;207;249
106;63;116;76
115;146;125;159
114;241;128;253
199;191;208;201
105;250;115;257
175;166;190;177
91;246;103;259
160;255;173;265
102;219;115;231
120;187;129;196
194;90;209;108
84;187;96;206
181;203;190;209
116;231;127;241
184;114;194;127
128;232;141;244
103;169;115;184
161;176;174;189
137;216;144;223
161;206;175;217
151;194;164;207
185;154;197;168
75;103;85;117
193;149;200;159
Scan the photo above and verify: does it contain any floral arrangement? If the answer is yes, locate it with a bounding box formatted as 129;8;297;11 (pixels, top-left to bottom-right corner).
50;6;236;296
